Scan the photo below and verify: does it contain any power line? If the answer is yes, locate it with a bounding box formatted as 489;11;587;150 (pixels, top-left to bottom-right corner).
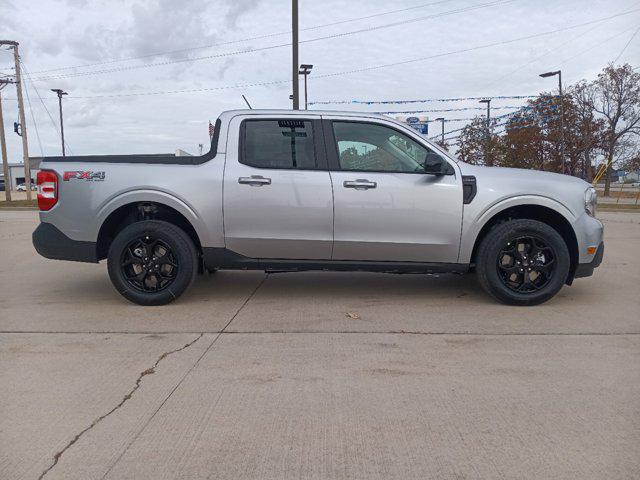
483;0;640;89
30;42;291;81
30;0;462;75
21;70;44;156
13;8;640;100
65;78;293;99
396;116;494;123
311;95;536;105
312;7;640;80
435;107;542;138
613;24;640;64
20;61;74;155
443;112;559;142
375;105;528;114
30;0;517;81
552;24;640;69
483;22;604;89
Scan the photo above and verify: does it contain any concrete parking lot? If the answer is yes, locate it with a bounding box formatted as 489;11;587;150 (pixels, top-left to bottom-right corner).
1;210;639;479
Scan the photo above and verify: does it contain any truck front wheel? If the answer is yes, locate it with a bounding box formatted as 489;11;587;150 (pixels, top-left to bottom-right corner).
476;219;570;306
107;220;198;305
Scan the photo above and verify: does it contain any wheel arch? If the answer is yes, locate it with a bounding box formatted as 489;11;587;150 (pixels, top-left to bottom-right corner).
96;200;203;261
466;200;579;284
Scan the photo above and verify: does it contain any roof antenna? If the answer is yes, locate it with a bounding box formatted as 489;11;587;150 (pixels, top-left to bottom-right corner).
242;94;252;109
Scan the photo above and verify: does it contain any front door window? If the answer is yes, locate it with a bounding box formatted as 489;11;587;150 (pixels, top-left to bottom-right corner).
332;121;437;173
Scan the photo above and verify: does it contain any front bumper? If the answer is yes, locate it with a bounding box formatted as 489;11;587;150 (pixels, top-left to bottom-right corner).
574;242;604;279
33;222;98;263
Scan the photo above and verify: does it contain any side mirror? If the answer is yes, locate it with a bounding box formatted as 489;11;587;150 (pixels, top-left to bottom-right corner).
423;152;453;175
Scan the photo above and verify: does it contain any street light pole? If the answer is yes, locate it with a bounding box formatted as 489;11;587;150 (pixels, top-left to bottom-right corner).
51;89;67;156
435;117;445;143
479;99;491;165
298;64;313;110
540;70;565;174
291;0;299;110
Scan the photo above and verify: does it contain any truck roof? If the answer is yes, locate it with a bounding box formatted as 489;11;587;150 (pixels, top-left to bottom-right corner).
219;109;390;121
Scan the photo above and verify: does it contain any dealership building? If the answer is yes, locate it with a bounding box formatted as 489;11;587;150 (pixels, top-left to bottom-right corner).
0;158;42;190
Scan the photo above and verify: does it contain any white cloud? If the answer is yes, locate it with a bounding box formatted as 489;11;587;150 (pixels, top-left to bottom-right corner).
0;0;638;159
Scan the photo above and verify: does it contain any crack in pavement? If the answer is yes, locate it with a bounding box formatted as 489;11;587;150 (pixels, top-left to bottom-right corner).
37;333;204;480
99;273;268;480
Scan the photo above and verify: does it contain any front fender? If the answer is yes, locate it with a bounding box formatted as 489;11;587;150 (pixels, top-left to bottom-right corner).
458;195;577;264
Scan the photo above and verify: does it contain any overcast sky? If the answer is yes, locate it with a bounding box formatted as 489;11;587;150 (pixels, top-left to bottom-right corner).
1;0;638;160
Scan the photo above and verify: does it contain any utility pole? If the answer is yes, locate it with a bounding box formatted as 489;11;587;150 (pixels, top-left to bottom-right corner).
51;89;67;156
0;41;32;200
291;0;299;110
10;42;32;200
435;117;445;144
298;64;313;110
479;98;491;165
540;70;565;174
0;87;12;201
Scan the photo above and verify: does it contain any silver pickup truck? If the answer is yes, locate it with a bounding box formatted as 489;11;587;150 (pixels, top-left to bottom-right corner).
33;109;603;306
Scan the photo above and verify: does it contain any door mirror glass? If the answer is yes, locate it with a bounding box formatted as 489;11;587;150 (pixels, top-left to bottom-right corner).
423;152;453;175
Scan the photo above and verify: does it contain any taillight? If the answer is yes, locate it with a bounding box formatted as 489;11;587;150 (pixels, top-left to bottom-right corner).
37;170;58;211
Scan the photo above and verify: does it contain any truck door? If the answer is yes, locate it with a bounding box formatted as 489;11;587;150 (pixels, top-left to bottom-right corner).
223;115;333;259
324;117;463;263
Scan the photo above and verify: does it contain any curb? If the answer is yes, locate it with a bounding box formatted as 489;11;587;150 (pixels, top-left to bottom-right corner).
0;206;39;211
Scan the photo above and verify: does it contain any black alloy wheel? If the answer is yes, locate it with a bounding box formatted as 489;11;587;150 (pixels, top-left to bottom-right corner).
476;219;570;306
121;235;178;293
496;235;556;293
108;220;198;305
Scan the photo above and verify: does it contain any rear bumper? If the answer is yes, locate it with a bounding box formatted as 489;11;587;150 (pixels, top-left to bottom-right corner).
32;222;98;263
574;242;604;279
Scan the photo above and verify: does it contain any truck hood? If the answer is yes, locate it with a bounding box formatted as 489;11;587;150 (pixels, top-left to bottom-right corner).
457;161;591;216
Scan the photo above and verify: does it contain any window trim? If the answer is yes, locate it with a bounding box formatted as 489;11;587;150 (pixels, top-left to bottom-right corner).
323;119;451;175
238;118;327;171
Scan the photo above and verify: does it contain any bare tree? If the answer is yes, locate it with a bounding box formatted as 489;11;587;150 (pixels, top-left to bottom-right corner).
590;64;640;195
567;82;606;180
457;117;502;166
434;139;450;151
500;92;603;175
615;137;640;173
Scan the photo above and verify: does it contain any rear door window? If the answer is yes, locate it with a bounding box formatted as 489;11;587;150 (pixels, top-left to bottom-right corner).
241;119;317;169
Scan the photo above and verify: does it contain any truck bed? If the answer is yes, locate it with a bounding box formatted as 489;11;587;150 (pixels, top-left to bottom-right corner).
41;151;214;165
41;118;221;166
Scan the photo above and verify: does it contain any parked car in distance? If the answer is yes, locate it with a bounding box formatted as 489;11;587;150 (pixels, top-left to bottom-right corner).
32;109;604;306
16;183;37;191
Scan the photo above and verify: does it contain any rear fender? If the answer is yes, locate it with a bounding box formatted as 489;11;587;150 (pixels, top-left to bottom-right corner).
93;189;218;247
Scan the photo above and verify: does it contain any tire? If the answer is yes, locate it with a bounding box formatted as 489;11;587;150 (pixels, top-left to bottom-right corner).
107;220;198;306
476;219;570;306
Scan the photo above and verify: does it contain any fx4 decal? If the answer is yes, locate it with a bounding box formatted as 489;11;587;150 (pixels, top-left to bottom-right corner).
63;171;106;182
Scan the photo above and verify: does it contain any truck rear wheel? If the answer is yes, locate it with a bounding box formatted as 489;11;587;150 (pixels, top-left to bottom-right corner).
107;220;198;305
476;219;570;306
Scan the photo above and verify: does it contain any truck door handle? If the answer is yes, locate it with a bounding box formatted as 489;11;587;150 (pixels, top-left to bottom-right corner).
343;179;377;190
238;175;272;186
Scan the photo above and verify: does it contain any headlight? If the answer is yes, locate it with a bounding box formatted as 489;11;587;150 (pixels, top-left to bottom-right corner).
584;187;597;217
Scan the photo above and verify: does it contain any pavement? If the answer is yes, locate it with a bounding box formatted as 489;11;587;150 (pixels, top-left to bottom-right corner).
599;196;640;205
0;210;639;479
1;191;33;201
